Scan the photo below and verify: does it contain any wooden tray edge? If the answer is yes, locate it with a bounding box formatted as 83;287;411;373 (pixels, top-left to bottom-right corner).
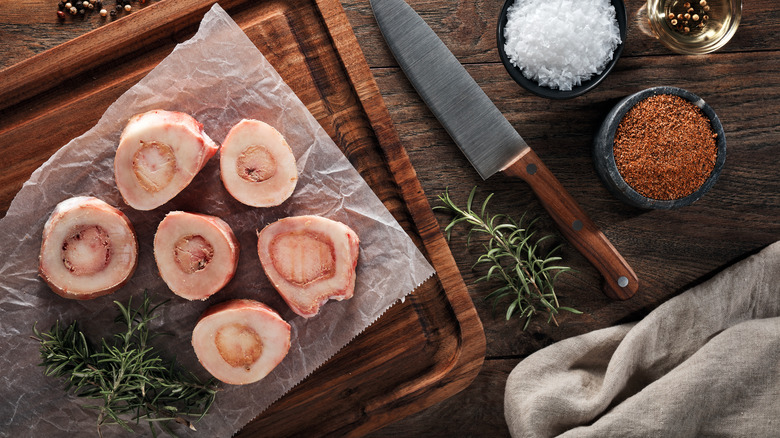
315;0;486;432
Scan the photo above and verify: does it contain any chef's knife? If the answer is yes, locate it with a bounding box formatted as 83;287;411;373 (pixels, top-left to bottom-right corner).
370;0;637;300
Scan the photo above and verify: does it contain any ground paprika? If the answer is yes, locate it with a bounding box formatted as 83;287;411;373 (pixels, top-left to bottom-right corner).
613;94;718;200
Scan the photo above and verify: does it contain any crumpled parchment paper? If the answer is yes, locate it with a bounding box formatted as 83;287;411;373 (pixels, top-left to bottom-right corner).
0;4;434;436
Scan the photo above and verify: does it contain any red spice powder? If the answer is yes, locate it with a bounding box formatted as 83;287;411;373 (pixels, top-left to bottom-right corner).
613;94;718;200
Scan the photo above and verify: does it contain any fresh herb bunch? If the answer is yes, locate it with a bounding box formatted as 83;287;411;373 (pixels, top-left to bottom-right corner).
32;292;218;437
436;187;581;330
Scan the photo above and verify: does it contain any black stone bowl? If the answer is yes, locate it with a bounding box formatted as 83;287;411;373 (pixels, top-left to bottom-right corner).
497;0;627;99
593;86;727;210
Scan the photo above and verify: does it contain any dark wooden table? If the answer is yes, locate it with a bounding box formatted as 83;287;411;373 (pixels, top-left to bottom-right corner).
1;0;778;436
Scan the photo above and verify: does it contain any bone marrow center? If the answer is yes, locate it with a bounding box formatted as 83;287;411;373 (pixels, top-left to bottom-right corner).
236;145;277;182
61;225;112;276
215;323;264;370
270;231;336;286
173;235;214;274
132;140;176;193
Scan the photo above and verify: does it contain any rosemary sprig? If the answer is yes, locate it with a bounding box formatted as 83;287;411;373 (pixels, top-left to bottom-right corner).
32;292;218;437
435;187;581;330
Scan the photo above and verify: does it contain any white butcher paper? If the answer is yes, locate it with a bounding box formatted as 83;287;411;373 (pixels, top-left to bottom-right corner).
0;4;434;436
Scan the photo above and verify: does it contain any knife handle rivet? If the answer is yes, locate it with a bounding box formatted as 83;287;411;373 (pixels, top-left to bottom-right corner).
526;163;537;175
618;276;629;288
572;219;583;231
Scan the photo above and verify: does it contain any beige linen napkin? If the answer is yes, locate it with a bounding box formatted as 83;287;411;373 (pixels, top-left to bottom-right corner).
505;241;780;437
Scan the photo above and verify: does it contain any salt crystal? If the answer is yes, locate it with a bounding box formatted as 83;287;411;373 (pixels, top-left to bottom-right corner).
503;0;622;91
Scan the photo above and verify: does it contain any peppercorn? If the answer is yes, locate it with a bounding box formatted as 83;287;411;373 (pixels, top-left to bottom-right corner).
109;9;117;16
100;8;107;16
124;4;131;11
69;6;77;14
57;10;66;19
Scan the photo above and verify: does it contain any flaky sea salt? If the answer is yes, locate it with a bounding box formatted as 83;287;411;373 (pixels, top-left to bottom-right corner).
503;0;621;91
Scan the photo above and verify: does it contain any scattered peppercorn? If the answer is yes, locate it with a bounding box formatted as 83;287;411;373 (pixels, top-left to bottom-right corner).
613;94;718;200
56;0;156;22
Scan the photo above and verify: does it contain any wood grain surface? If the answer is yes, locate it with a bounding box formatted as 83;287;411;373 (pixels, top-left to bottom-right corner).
2;0;780;436
344;0;779;435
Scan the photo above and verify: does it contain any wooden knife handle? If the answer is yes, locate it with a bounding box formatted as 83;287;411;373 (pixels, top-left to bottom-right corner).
502;149;638;300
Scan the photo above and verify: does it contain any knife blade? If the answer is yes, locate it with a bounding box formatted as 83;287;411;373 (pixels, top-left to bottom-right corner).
370;0;638;300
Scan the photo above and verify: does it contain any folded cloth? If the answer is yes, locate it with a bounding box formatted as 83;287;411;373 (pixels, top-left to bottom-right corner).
505;241;780;437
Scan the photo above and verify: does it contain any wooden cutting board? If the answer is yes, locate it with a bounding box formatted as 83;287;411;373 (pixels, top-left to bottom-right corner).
0;0;485;436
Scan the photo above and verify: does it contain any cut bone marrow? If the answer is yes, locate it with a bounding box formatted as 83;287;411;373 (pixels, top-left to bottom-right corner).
192;299;291;385
220;119;298;207
39;196;138;300
154;212;239;301
257;215;359;318
115;110;218;210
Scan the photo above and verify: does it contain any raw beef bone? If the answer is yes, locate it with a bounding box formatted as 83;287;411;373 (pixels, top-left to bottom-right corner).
154;212;239;300
114;110;218;210
220;119;298;207
192;299;291;385
257;216;360;318
39;196;138;300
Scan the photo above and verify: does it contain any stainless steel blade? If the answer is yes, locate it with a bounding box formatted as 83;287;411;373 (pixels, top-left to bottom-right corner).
370;0;529;179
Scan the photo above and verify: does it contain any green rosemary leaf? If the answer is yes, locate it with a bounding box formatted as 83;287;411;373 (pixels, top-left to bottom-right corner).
466;185;477;211
505;301;518;320
558;307;584;314
481;192;495;218
485;285;513;301
437;186;579;329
